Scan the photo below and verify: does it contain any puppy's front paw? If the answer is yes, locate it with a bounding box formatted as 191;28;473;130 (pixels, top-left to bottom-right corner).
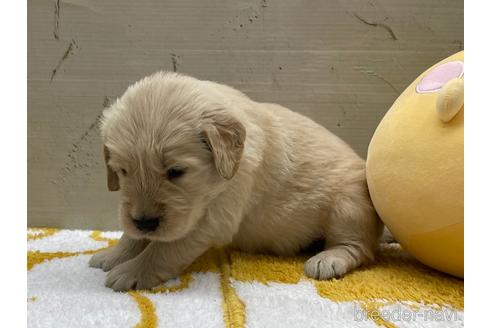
304;248;359;280
89;248;127;272
89;249;109;269
105;260;165;292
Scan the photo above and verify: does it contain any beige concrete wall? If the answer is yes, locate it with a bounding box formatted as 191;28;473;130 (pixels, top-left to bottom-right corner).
28;0;463;230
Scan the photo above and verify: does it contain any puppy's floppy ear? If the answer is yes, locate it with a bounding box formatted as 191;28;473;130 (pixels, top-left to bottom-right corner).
103;145;120;191
202;110;246;180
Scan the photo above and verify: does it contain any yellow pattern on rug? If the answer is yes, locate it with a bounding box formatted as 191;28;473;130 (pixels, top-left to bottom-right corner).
227;245;463;327
27;227;59;241
27;231;116;271
219;250;246;328
27;229;463;328
128;291;158;328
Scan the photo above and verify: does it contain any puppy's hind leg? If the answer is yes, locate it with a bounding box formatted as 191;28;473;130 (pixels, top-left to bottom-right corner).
304;194;383;280
89;233;150;272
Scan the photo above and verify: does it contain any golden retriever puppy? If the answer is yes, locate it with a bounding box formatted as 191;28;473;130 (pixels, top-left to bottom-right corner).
89;72;383;291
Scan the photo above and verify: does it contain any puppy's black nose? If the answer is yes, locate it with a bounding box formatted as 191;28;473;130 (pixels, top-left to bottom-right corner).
133;217;160;232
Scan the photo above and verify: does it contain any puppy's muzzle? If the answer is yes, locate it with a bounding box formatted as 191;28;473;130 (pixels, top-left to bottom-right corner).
133;216;160;232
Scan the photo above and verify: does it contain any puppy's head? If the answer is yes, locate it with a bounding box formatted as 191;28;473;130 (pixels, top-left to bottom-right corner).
101;72;246;241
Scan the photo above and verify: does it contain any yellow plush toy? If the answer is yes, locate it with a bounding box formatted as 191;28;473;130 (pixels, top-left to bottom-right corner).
366;51;464;278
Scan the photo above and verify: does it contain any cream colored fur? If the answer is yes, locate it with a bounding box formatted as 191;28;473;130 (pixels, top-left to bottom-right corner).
89;72;383;291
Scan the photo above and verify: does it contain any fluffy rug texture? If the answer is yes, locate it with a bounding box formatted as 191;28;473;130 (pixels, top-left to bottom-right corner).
27;228;463;328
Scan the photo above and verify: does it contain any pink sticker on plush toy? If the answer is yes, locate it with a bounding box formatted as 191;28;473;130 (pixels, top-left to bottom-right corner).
416;61;464;93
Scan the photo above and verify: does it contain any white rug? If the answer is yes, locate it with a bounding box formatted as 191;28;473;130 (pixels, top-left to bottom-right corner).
27;228;464;328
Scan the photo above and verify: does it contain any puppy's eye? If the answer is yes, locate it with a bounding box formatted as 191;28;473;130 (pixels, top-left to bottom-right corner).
167;167;186;180
120;169;127;176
